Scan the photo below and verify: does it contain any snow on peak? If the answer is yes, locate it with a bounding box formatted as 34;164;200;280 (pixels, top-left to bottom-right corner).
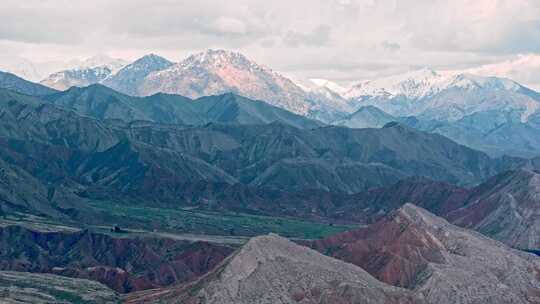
141;49;316;115
447;73;521;91
344;68;450;100
344;68;524;100
136;53;169;63
175;49;268;72
308;79;348;95
115;54;172;73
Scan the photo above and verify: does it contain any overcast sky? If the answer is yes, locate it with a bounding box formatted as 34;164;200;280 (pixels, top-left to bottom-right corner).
1;0;540;87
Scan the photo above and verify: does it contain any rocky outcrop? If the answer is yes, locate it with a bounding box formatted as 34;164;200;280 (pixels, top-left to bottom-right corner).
446;169;540;250
40;66;114;91
310;204;540;304
0;270;119;303
0;225;234;293
126;234;423;304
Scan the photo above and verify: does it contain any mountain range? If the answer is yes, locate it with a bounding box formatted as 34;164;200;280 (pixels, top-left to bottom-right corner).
36;54;540;126
337;105;540;158
344;68;540;122
0;72;537;227
39;55;128;90
41;84;322;129
0;87;522;209
38;50;352;122
1;82;540;252
2;49;540;303
128;205;540;304
32;50;540;158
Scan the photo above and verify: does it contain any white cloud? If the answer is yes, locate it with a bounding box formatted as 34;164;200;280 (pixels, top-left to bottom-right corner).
0;0;540;87
212;17;247;34
464;54;540;90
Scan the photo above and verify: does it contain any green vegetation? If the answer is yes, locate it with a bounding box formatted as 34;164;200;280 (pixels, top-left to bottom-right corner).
88;201;353;239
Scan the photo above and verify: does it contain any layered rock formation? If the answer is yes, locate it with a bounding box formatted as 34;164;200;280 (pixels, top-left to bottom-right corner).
446;169;540;249
126;234;422;304
0;225;234;293
310;204;540;304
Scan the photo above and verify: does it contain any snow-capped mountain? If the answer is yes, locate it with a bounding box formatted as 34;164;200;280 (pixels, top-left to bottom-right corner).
39;55;128;90
138;49;311;115
0;56;119;83
345;69;540;123
340;68;540;157
38;50;349;121
40;66;113;90
290;77;352;121
296;78;348;96
344;68;451;100
137;49;349;120
102;54;173;96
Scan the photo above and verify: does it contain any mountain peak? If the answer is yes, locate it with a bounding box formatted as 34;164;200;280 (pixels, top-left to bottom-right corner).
311;203;540;302
64;83;120;96
335;105;395;128
100;54;174;96
346;68;526;100
177;49;265;72
141;49;320;116
39;55;129;91
448;72;522;91
344;68;448;100
293;78;347;94
153;233;421;303
394;202;442;227
132;53;172;65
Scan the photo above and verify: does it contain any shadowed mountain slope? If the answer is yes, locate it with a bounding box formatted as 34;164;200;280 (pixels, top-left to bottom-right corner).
0;71;58;96
0;225;234;293
42;84;323;129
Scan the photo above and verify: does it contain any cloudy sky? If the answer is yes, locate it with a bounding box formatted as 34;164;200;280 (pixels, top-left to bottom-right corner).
2;0;540;88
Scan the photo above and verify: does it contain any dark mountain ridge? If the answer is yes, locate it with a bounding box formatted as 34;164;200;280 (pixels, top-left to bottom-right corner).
0;87;533;219
42;84;324;129
0;71;58;96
